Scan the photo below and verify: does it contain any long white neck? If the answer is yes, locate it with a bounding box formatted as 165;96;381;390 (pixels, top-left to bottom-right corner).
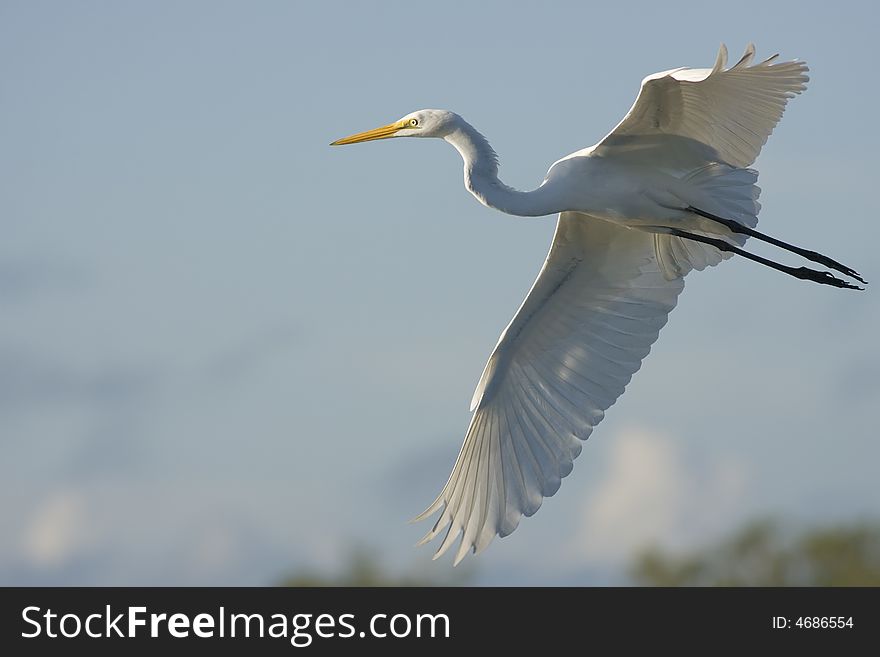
443;119;561;217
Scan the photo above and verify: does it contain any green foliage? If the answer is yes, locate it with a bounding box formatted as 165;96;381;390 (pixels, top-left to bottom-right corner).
278;547;474;587
630;519;880;586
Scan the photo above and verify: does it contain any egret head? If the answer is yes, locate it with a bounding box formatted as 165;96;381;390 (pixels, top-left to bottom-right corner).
330;109;458;146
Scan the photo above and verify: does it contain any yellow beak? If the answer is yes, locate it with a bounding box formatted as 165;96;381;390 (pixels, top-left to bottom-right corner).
330;119;409;146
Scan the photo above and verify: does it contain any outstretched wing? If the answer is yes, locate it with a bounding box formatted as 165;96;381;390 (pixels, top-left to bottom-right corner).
592;43;809;168
414;213;684;564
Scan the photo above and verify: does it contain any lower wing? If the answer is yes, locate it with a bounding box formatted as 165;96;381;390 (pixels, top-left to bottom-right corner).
414;212;685;564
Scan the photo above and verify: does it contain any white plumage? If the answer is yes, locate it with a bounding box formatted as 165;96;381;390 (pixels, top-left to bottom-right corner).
331;44;862;565
413;214;683;563
596;43;809;169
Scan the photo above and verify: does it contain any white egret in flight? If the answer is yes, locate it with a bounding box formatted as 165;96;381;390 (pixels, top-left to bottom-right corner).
331;44;865;565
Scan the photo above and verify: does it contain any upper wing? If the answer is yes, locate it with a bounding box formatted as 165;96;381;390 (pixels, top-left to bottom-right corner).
592;43;809;168
414;213;684;564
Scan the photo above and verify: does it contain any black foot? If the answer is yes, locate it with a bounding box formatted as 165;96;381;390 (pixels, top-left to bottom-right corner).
800;249;867;285
792;266;864;290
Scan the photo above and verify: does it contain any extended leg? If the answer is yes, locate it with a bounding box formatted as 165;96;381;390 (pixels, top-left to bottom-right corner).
667;228;863;290
686;205;866;285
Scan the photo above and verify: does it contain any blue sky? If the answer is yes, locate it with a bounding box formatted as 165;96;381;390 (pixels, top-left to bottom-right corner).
1;0;878;585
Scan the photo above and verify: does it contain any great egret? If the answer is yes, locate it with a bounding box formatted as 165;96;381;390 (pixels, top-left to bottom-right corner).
331;44;865;565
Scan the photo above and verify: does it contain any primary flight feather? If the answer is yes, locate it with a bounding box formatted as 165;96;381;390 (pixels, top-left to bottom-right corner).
331;44;865;565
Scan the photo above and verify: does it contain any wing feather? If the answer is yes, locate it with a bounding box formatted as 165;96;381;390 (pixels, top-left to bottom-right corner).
414;213;684;563
594;43;809;168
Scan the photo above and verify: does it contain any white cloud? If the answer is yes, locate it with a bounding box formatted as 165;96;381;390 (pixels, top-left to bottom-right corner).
21;490;92;568
569;427;749;566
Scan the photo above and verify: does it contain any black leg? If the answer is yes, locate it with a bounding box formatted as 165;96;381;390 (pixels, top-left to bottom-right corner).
667;228;864;290
686;205;867;285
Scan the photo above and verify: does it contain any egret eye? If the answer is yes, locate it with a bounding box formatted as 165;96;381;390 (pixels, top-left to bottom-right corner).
410;119;419;127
